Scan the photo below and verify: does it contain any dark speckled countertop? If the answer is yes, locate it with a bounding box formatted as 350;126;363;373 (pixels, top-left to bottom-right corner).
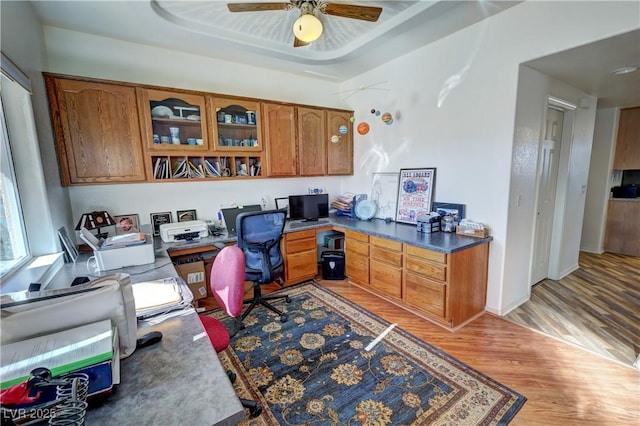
159;215;492;255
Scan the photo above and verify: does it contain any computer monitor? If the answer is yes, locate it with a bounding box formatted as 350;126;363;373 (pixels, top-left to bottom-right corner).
288;194;329;222
220;204;262;234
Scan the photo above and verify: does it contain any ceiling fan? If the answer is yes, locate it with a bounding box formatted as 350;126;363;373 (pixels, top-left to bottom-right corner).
227;1;383;47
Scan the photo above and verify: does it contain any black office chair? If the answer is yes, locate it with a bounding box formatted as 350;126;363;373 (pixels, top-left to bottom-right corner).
236;209;291;322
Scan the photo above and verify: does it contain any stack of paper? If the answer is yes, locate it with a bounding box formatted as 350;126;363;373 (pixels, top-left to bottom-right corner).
102;232;146;248
132;277;192;319
0;319;119;392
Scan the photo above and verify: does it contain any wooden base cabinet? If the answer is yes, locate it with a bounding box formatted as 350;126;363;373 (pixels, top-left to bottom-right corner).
283;229;320;285
370;236;402;299
341;228;490;330
403;243;489;328
604;200;640;256
343;229;370;286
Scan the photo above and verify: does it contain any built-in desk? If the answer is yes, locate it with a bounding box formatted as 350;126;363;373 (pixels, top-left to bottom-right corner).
44;253;245;426
157;215;493;329
34;215;489;423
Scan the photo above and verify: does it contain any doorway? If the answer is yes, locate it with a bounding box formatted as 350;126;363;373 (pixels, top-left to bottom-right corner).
530;97;576;286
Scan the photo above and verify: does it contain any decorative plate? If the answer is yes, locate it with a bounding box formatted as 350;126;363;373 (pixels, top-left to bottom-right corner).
355;199;377;221
151;105;175;118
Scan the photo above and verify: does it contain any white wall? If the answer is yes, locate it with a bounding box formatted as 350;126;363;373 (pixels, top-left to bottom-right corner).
0;1;73;254
581;108;619;253
339;1;637;314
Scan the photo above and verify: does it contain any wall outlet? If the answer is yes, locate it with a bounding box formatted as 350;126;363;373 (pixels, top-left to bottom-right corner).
308;187;326;195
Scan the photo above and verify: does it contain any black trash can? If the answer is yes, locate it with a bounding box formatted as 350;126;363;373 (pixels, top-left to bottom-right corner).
321;251;345;280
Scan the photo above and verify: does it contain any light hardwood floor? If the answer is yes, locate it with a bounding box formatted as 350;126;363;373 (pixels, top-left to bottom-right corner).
505;251;640;368
309;278;639;425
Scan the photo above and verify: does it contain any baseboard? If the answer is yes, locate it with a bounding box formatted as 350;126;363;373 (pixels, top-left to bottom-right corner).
580;247;604;254
550;263;580;280
494;293;531;316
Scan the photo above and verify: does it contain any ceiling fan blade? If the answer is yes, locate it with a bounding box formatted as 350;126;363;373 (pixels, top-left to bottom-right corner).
227;2;291;13
294;37;309;48
322;3;382;22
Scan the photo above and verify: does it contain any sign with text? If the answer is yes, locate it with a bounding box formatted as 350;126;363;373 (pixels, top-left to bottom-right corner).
395;168;436;224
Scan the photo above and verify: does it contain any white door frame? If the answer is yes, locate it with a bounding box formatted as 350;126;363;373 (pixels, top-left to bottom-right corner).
529;95;576;287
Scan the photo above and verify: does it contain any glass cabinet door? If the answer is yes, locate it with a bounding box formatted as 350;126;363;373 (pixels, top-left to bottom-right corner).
208;97;261;151
139;88;209;151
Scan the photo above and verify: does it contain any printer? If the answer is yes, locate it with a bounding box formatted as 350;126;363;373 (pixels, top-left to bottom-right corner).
79;228;155;272
160;220;209;243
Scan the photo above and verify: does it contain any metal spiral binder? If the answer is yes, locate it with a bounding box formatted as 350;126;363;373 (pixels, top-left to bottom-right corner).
48;373;89;426
0;368;89;426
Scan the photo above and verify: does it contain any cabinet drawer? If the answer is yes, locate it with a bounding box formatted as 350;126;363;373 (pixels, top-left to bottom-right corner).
405;245;447;264
404;272;446;318
286;251;318;282
405;256;447;282
371;246;402;267
346;253;369;285
371;236;402;252
286;237;316;254
346;239;369;256
343;229;369;243
286;229;316;241
370;262;402;298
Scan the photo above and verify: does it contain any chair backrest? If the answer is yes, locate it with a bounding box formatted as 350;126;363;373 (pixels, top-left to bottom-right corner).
236;209;287;284
210;246;246;318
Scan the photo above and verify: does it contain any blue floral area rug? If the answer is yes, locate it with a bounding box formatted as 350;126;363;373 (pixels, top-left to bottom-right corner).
210;281;526;425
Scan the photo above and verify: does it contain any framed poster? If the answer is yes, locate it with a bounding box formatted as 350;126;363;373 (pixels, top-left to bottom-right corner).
177;209;197;222
370;172;399;220
275;197;290;218
150;211;172;236
395;168;436;224
57;226;78;263
114;214;140;235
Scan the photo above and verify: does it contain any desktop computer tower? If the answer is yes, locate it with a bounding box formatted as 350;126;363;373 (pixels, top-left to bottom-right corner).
321;251;345;280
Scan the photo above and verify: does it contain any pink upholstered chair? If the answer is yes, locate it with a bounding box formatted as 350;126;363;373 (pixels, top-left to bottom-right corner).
199;246;262;417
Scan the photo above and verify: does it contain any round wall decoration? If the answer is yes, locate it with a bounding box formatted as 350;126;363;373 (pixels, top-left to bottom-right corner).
357;122;370;135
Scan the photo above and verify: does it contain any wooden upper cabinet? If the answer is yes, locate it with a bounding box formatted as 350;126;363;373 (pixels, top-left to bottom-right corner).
208;97;261;151
45;76;146;185
326;110;353;175
613;106;640;169
137;88;209;151
297;106;327;176
263;102;297;176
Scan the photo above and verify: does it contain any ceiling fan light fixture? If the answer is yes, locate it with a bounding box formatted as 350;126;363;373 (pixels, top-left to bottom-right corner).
293;13;323;43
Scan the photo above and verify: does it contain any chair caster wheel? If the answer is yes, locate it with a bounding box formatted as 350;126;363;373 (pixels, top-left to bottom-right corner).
227;371;237;383
249;404;263;418
285;297;292;303
280;314;288;322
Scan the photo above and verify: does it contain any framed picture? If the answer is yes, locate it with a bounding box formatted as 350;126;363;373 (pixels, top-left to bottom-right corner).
150;211;172;236
275;197;289;218
432;202;466;222
371;172;399;220
114;214;140;235
395;168;436;224
57;226;78;263
177;209;197;222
